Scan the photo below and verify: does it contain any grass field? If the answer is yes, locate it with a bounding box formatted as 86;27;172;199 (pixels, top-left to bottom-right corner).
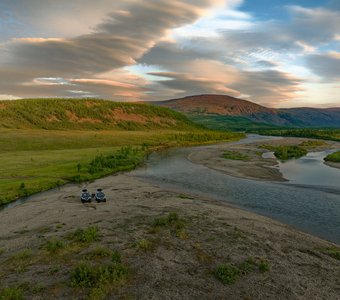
0;129;243;205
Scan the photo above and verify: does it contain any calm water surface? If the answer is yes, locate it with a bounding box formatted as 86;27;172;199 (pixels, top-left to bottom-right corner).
134;135;340;244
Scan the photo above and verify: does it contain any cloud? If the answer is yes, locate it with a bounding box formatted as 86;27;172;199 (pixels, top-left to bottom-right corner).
0;1;338;107
0;0;226;99
305;52;340;80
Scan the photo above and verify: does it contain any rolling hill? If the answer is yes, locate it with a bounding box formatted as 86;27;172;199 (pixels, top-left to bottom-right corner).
0;98;199;131
155;95;340;129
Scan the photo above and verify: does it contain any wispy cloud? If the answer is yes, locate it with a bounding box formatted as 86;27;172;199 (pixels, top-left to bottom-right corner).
0;0;339;107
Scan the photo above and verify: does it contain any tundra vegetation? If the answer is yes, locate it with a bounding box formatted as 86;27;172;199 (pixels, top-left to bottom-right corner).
0;99;243;205
324;151;340;163
254;128;340;142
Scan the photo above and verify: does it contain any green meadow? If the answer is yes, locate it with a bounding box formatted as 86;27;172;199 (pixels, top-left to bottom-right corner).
0;99;244;205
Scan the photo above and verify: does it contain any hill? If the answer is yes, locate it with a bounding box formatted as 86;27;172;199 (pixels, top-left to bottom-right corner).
155;95;340;129
0;98;198;130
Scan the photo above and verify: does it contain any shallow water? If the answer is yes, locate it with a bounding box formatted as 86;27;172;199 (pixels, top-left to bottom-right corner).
279;150;340;188
134;135;340;244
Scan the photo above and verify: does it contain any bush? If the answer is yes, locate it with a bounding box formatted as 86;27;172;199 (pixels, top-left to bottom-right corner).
214;264;240;284
258;261;270;272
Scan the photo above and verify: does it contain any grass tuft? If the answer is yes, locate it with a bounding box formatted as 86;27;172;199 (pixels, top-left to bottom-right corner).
136;239;154;252
44;239;65;254
0;286;23;300
222;150;250;161
72;227;100;244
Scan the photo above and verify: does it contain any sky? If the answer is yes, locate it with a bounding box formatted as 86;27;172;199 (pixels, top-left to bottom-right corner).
0;0;339;108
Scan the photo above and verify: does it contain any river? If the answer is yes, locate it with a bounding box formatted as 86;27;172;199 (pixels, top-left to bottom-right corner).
133;135;340;244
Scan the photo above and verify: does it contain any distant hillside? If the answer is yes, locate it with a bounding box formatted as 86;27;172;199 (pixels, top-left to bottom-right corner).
155;94;275;116
0;99;198;130
155;95;340;129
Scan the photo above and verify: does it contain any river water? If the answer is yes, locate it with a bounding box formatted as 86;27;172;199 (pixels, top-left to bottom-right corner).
134;135;340;244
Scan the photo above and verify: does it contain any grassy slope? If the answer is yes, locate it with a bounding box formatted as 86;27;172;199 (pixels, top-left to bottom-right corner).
0;98;196;130
0;99;244;205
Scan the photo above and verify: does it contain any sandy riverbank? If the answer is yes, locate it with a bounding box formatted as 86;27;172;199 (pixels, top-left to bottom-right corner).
0;171;339;299
189;138;340;181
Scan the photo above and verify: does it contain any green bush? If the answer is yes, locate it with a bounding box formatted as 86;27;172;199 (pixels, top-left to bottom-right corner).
214;264;240;284
258;261;270;272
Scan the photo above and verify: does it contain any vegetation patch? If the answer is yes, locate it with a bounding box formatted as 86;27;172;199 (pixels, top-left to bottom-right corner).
0;286;23;300
72;227;100;244
300;140;326;147
324;151;340;163
222;150;250;161
136;239;155;252
214;264;240;284
70;260;129;299
43;239;65;254
322;247;340;260
152;212;188;238
6;249;35;273
261;145;307;160
84;247;113;260
214;258;270;285
0;127;243;206
253;128;340;142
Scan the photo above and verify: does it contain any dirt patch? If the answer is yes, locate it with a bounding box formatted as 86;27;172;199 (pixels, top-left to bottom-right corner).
0;103;7;110
66;111;102;124
108;108;148;124
46;115;60;123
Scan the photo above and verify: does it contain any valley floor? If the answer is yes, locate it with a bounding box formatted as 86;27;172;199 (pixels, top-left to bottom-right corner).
0;171;339;299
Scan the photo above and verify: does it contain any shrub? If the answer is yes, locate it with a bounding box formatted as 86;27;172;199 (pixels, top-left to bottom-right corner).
71;264;95;288
214;264;240;284
71;262;128;288
258;261;270;272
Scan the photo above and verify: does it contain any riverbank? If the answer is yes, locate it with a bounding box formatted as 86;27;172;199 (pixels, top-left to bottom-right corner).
189;137;340;181
1;172;340;299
